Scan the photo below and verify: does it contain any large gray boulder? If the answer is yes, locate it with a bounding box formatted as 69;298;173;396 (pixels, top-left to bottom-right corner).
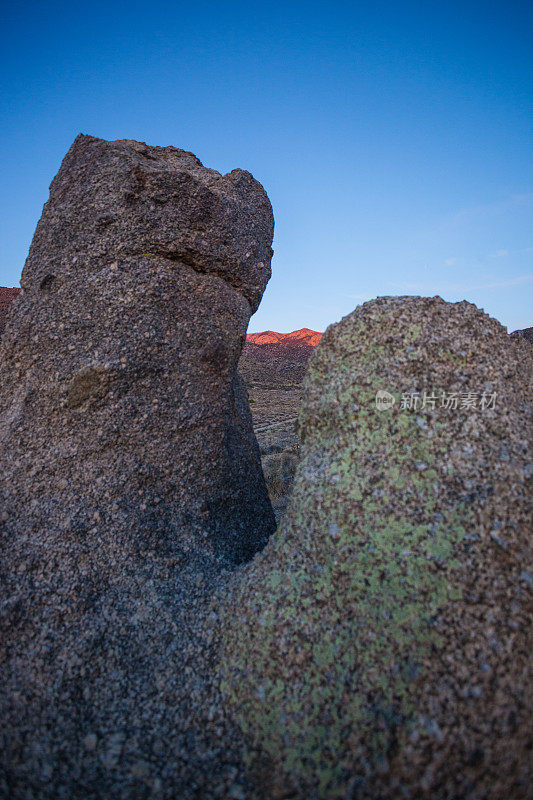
0;135;275;798
0;134;275;564
220;297;532;800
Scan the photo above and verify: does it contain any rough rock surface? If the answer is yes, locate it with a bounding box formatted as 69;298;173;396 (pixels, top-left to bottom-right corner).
0;134;275;562
512;325;533;343
0;135;275;798
0;287;20;339
221;297;532;800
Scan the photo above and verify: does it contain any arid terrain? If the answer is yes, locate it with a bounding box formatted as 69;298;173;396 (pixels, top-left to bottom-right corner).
238;330;322;519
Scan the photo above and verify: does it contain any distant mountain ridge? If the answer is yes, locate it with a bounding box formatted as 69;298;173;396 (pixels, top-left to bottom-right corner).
246;327;323;346
0;286;20;310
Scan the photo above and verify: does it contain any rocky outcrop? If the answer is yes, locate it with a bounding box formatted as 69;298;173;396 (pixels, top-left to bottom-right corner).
0;135;275;798
0;134;275;563
0;287;20;338
221;297;532;799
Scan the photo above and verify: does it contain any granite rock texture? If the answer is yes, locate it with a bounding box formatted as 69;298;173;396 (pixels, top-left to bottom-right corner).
0;287;20;339
221;297;532;800
0;136;275;798
512;326;533;343
0;134;275;564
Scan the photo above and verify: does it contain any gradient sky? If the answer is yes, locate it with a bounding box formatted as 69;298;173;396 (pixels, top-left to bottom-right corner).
1;0;531;332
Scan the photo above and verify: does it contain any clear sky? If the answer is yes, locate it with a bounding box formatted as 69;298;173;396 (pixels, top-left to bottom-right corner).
1;0;531;332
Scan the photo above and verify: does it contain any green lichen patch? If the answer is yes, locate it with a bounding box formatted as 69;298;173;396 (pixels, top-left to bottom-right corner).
220;394;469;796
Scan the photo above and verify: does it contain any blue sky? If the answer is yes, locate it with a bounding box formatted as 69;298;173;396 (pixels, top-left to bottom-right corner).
1;0;531;332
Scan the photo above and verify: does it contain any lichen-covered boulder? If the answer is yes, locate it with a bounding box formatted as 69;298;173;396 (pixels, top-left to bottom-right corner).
220;297;532;799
